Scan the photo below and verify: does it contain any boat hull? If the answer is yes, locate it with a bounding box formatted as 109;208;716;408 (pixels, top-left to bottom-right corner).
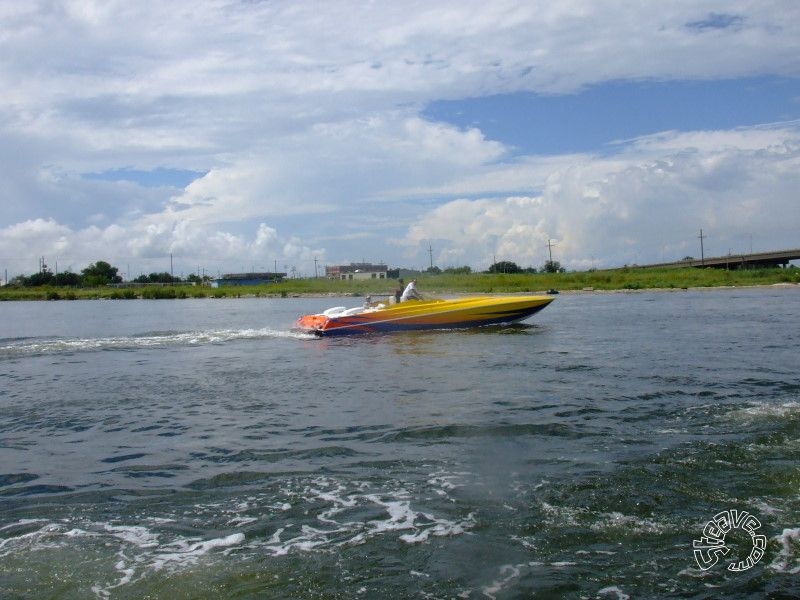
296;295;554;336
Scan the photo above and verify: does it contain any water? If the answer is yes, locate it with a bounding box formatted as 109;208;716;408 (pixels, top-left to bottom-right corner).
1;288;798;599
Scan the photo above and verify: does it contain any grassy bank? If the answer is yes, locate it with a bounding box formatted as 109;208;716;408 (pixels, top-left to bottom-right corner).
1;267;798;301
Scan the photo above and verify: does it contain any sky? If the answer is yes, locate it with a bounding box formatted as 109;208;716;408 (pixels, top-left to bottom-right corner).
1;1;799;280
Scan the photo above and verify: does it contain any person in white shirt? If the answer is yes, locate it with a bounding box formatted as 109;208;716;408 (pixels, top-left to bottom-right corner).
400;279;421;301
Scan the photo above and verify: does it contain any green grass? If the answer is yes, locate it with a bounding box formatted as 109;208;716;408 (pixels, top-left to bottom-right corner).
1;267;797;301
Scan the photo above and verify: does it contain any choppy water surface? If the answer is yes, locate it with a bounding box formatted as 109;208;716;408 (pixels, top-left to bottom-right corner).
1;289;798;599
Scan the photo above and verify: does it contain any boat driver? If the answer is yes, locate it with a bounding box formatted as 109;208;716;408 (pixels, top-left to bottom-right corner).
400;279;421;302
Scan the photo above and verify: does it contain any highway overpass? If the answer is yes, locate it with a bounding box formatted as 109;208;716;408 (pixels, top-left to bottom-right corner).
639;248;800;270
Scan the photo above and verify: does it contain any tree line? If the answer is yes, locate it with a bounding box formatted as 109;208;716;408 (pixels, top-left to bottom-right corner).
424;260;564;275
8;258;565;288
485;260;564;274
8;261;210;287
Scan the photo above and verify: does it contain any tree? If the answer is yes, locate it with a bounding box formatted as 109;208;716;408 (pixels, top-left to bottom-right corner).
148;272;179;283
542;260;565;273
81;261;122;286
24;269;54;286
186;273;211;285
53;271;81;286
7;268;60;286
487;261;522;274
132;272;182;284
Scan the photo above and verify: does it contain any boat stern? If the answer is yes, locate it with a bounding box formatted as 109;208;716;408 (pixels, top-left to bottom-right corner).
295;313;328;332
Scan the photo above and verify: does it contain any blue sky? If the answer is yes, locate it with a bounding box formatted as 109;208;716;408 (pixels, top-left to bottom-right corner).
1;1;799;279
424;77;800;157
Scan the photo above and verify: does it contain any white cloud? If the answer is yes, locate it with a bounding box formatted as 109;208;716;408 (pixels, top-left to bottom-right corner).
0;217;324;278
401;123;800;270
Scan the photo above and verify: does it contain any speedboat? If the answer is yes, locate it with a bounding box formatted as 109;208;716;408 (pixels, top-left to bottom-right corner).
295;295;554;336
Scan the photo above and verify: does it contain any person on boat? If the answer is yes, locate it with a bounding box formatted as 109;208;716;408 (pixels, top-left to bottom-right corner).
400;279;421;302
394;279;405;303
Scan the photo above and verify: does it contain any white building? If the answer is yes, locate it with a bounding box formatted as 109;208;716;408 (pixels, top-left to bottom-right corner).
326;263;387;281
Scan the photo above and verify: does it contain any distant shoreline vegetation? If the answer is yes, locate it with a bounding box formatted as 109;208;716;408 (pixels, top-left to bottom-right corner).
1;265;798;300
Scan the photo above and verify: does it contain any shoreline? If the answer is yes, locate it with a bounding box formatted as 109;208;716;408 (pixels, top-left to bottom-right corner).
0;282;798;302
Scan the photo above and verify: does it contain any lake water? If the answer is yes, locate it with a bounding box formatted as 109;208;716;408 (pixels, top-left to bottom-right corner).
1;288;798;599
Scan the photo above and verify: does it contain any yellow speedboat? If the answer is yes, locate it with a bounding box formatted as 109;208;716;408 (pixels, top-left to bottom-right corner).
296;295;554;336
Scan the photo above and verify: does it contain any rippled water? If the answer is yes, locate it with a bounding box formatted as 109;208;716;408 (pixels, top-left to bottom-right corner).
1;289;798;599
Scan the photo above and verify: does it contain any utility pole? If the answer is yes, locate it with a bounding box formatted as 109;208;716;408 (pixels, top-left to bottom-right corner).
428;244;433;270
698;229;706;266
546;239;557;263
314;257;319;279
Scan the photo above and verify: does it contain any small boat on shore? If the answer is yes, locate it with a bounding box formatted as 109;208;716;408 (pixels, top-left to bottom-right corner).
295;295;554;336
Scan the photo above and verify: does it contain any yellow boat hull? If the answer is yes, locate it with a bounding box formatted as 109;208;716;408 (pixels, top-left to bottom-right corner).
296;295;554;336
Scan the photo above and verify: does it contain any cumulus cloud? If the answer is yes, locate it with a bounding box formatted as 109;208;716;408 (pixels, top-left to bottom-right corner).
401;123;800;270
0;217;323;278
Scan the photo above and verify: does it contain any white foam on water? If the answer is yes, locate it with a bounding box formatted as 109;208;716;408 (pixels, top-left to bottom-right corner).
0;519;56;552
259;486;475;556
597;585;631;599
480;561;580;599
399;513;475;544
227;516;258;526
0;327;311;357
726;401;800;422
677;567;714;579
539;501;587;526
100;530;246;598
0;518;47;531
769;527;800;574
249;473;478;556
103;524;160;548
590;511;667;534
427;470;471;491
0;518;249;599
365;496;417;534
482;564;521;600
2;472;476;596
263;525;331;556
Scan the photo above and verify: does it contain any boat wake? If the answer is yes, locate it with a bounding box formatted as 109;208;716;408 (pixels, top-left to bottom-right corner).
0;471;477;598
0;328;315;358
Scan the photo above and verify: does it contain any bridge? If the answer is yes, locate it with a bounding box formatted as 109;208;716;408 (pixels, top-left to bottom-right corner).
639;248;800;270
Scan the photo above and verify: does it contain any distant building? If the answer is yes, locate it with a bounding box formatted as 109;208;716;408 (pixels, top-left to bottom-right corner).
211;272;286;287
326;263;388;281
